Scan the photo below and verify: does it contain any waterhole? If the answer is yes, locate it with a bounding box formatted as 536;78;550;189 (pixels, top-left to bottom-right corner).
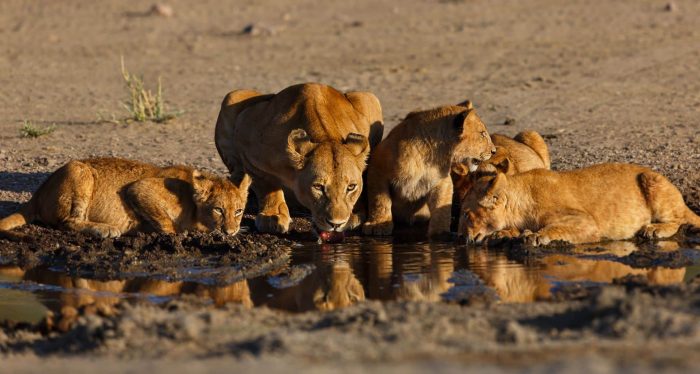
2;237;698;323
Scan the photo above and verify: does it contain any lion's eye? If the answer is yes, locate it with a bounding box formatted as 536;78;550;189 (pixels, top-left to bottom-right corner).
347;183;357;192
213;207;224;215
234;208;243;217
481;131;488;138
312;183;324;192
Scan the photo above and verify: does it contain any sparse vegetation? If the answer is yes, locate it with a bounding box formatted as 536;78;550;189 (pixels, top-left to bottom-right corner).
120;56;182;123
19;121;56;138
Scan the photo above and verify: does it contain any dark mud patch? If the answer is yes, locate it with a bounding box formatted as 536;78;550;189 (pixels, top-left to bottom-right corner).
0;224;292;284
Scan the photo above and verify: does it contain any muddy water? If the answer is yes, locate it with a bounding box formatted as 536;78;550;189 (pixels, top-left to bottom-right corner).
1;238;699;323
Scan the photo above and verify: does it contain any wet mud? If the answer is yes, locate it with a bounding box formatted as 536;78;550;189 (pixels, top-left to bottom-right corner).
0;221;292;283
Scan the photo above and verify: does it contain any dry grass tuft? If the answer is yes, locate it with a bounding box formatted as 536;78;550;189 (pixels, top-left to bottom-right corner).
19;121;56;138
120;57;182;123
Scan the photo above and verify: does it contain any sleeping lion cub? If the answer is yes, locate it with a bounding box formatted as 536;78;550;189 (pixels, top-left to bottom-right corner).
363;101;495;239
451;130;550;201
459;163;700;245
0;158;251;238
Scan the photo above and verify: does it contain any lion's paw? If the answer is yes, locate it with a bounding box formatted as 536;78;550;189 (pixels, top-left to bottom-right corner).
84;224;122;239
362;220;393;236
521;231;551;246
256;213;291;234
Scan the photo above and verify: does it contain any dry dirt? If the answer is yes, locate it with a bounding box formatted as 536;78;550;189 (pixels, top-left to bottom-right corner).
1;0;700;372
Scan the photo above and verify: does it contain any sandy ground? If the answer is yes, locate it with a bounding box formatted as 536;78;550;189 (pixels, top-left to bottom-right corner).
1;0;700;371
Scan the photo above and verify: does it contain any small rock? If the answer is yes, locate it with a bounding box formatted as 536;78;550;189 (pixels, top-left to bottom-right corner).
241;23;277;36
664;2;677;12
150;4;174;17
503;117;516;125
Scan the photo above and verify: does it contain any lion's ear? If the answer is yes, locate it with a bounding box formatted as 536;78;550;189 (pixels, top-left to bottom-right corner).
344;133;370;165
191;170;213;202
457;100;474;110
230;173;252;198
451;162;470;176
486;172;507;195
494;158;514;175
453;110;478;135
287;129;316;170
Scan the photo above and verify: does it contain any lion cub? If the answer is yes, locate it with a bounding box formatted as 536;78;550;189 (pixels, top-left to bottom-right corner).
363;102;496;238
459;163;700;245
0;158;251;238
451;130;551;200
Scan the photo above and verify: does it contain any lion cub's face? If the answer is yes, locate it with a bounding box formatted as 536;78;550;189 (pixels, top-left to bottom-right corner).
451;109;496;164
287;130;370;232
192;172;251;235
452;150;515;200
458;173;509;243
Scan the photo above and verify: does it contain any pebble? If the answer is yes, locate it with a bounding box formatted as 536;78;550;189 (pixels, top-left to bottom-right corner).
241;23;277;36
150;4;174;17
664;2;677;12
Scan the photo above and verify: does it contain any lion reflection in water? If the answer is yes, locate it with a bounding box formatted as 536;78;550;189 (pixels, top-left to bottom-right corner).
0;267;253;311
468;241;687;303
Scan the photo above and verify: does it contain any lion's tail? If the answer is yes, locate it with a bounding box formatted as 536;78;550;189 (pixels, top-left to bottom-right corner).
0;204;34;241
514;130;551;169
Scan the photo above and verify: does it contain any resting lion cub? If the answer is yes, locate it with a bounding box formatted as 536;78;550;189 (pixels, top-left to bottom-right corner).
363;102;496;238
459;163;700;245
451;130;550;200
0;158;251;238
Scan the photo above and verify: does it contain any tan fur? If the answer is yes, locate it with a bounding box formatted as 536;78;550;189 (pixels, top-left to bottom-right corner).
363;104;495;238
459;163;700;245
0;158;251;238
215;83;383;233
451;131;550;201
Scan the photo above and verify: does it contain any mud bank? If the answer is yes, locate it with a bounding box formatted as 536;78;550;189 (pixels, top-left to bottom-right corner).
1;275;699;370
0;223;291;283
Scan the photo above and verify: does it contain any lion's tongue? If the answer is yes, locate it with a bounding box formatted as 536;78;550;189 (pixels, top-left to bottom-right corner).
317;230;345;244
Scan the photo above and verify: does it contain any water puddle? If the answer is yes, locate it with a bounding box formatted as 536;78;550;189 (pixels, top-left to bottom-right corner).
1;238;699;323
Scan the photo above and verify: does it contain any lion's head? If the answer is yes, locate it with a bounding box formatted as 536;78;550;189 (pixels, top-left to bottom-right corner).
313;261;365;311
451;101;496;164
286;129;370;232
192;171;251;235
458;172;509;243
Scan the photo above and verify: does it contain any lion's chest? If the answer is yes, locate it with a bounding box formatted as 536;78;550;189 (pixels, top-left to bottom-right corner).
391;167;443;202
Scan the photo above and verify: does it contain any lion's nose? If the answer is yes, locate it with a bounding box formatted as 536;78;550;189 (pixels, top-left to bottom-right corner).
225;227;239;235
326;219;347;231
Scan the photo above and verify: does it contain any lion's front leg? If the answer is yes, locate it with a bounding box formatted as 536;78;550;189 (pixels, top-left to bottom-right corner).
252;177;291;234
362;170;393;236
522;213;600;246
427;177;454;240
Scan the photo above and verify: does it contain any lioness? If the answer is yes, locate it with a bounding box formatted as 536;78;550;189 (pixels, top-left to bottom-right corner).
451;130;550;200
459;163;700;245
0;158;251;238
362;102;496;238
215;83;383;234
